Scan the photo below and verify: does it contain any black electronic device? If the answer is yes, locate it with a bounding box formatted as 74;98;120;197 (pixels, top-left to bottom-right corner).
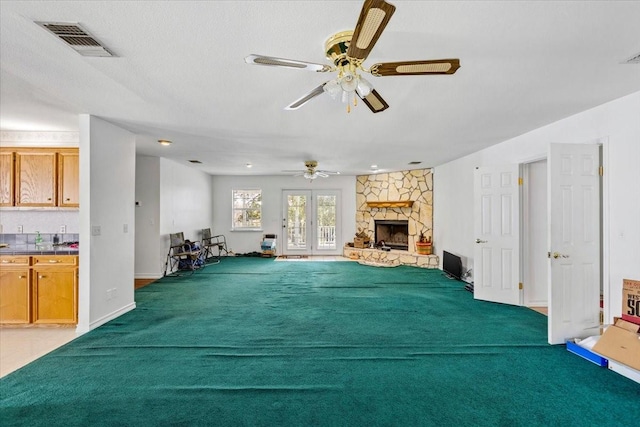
442;250;463;280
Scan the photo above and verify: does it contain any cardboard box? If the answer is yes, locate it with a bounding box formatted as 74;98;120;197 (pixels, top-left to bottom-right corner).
592;319;640;371
621;278;640;325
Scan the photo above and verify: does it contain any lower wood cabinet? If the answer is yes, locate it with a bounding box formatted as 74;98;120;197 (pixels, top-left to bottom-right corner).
0;256;31;324
0;255;78;325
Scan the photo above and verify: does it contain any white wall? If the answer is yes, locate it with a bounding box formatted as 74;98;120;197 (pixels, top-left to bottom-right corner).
134;155;161;278
434;91;640;322
211;175;356;255
78;115;136;333
158;157;213;269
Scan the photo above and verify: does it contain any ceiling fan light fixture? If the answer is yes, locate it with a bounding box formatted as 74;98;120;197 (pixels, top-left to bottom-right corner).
158;139;172;146
356;76;373;97
340;72;358;92
324;79;342;99
303;171;318;180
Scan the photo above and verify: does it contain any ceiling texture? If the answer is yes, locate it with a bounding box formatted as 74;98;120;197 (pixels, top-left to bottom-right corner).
1;1;639;176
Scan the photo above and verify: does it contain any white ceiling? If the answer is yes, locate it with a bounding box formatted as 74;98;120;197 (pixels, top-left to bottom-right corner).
1;1;639;176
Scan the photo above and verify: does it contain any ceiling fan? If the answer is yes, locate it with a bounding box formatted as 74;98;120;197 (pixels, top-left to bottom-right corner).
245;0;460;113
283;161;340;180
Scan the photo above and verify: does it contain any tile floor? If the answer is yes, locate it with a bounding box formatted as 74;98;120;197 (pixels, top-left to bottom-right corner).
0;327;78;377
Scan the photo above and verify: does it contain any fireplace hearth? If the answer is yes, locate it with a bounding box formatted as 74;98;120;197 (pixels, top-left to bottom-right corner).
375;220;409;250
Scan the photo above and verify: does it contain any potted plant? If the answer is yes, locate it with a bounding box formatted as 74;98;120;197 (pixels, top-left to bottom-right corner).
415;230;432;255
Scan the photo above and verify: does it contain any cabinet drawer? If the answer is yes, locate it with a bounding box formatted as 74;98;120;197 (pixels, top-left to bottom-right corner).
0;255;31;266
32;255;78;266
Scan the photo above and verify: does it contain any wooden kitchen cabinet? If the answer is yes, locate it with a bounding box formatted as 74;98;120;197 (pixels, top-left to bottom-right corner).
58;151;79;207
0;256;31;324
0;147;79;208
15;150;57;207
0;255;78;325
32;255;78;324
0;151;14;206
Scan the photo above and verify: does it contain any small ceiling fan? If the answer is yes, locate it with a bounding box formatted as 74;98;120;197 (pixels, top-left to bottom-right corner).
283;161;340;180
245;0;460;113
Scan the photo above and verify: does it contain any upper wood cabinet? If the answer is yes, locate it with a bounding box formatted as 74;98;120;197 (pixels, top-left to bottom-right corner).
16;150;57;207
0;151;14;206
0;147;79;208
58;151;79;207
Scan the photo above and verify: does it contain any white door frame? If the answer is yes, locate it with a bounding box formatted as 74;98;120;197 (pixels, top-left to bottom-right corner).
282;189;342;256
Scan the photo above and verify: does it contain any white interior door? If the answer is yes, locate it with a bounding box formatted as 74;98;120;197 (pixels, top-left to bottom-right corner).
473;165;521;305
282;190;341;255
547;143;600;344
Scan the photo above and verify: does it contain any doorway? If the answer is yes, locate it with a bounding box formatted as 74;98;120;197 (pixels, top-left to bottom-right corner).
282;190;341;256
474;143;604;344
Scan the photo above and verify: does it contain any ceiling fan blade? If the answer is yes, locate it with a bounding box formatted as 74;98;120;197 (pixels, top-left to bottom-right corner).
347;0;396;62
359;89;389;113
370;59;461;76
245;54;333;72
285;83;327;110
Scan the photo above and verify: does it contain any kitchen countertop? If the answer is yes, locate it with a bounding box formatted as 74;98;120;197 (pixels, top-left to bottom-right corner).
0;243;79;256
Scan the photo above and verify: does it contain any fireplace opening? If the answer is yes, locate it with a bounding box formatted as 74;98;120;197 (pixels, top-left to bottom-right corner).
375;220;409;250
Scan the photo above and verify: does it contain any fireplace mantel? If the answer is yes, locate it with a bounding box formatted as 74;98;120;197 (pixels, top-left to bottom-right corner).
366;200;414;209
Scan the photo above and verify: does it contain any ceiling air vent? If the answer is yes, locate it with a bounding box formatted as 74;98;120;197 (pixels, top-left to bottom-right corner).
36;22;115;57
623;52;640;64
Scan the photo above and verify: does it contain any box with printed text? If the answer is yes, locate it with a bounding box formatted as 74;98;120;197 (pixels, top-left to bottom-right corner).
621;278;640;325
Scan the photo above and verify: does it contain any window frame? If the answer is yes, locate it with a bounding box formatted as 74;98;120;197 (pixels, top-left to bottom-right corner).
231;189;263;231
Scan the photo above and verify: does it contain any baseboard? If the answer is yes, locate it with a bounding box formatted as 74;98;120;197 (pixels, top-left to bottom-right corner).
135;274;163;280
89;302;136;330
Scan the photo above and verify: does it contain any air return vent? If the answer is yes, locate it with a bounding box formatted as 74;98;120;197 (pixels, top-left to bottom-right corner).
36;22;115;57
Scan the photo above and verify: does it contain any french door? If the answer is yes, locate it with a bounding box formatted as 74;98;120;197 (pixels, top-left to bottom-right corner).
282;190;341;255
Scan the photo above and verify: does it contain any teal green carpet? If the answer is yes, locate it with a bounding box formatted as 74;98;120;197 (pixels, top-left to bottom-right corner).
1;258;638;426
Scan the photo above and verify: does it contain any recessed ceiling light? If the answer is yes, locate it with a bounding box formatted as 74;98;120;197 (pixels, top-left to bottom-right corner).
371;164;378;169
246;163;253;168
158;139;172;146
408;161;422;165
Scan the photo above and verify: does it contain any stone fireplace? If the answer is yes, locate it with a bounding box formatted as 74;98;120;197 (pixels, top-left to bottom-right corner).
375;220;409;250
355;168;433;253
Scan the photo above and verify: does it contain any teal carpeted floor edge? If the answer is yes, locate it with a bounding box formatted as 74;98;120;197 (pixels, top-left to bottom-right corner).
1;258;638;426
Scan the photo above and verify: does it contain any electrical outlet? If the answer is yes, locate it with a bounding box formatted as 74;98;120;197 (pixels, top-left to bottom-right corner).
60;225;66;233
92;225;101;236
123;224;128;233
17;225;23;233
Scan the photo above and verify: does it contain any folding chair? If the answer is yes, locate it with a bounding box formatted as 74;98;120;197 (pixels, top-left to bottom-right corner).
201;228;228;262
164;232;204;276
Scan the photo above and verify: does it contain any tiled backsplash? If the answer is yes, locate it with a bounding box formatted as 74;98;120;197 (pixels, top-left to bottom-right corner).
0;233;80;245
0;210;79;234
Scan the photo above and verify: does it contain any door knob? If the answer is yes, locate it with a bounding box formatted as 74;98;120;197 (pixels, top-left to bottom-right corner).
475;239;487;244
552;252;569;259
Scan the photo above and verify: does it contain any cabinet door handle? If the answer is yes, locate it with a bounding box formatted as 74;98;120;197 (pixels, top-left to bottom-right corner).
2;260;13;263
47;198;52;201
48;260;59;263
18;275;25;279
38;275;46;279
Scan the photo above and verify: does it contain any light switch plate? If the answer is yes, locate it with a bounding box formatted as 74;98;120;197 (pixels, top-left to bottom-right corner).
92;225;101;236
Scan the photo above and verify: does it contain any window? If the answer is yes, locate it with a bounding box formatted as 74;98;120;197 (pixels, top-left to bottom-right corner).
232;189;262;230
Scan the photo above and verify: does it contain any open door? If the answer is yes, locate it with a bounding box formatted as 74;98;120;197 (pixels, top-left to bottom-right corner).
473;165;521;305
547;143;601;344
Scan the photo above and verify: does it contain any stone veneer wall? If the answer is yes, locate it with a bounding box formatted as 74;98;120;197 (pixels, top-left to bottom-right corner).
356;168;433;253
